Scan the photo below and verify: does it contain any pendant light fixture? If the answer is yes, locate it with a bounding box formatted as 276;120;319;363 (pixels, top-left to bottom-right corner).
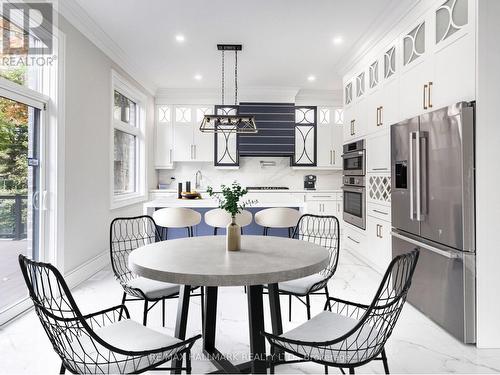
199;44;258;133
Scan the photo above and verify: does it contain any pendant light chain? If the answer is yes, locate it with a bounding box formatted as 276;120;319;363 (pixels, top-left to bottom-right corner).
221;50;225;106
235;50;238;106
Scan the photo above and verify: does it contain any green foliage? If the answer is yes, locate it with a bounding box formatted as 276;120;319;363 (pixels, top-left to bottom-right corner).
207;181;257;218
0;68;29;190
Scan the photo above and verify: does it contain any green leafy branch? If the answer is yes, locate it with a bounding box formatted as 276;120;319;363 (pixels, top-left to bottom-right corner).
206;181;257;218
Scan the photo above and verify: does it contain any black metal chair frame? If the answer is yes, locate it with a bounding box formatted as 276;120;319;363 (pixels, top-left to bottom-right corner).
109;215;204;327
262;226;295;238
279;214;341;321
18;254;201;374
263;249;420;375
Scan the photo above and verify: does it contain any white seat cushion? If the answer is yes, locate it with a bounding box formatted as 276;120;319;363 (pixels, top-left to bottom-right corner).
278;311;379;364
69;319;184;373
278;274;325;295
96;319;181;351
127;277;180;299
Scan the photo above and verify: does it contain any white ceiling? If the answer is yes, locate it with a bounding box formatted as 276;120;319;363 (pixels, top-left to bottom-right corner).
74;0;395;92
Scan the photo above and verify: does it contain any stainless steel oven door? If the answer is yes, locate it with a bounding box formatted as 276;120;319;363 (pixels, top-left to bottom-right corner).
342;185;366;230
342;150;365;176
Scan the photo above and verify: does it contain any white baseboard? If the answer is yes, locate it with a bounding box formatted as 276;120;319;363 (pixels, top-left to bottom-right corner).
64;250;110;289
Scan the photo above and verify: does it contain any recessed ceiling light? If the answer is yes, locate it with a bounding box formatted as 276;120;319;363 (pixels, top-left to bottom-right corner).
194;74;202;80
175;34;185;43
307;75;316;82
332;36;343;45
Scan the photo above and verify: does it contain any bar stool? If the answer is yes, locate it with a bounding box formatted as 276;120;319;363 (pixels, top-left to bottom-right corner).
254;207;301;237
153;207;201;239
204;208;253;235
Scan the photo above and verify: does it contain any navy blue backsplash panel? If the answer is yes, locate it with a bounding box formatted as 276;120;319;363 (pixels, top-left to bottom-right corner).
238;102;295;156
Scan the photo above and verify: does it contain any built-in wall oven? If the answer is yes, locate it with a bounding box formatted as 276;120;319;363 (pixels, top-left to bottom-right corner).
342;140;365;176
342;176;366;230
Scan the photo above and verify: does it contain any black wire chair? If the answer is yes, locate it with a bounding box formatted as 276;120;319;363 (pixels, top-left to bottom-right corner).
278;214;340;321
18;254;201;374
263;249;420;374
109;215;203;326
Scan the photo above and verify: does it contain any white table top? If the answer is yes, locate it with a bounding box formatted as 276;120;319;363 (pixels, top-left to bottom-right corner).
128;235;329;287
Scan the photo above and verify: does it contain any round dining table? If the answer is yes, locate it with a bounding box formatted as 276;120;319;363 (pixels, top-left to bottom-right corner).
129;235;329;374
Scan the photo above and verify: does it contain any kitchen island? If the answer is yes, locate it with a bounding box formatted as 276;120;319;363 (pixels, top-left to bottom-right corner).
143;189;343;238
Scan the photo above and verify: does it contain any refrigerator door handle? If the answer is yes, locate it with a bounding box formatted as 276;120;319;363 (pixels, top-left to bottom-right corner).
391;231;462;259
409;132;416;220
416;130;422;221
420;133;428;219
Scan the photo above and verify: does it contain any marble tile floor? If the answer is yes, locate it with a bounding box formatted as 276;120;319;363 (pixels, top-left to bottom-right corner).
1;250;500;374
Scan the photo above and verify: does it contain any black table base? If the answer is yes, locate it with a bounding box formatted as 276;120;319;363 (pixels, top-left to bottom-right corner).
172;283;283;374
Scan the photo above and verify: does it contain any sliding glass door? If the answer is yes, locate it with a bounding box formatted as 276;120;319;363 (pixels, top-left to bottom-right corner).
0;95;42;314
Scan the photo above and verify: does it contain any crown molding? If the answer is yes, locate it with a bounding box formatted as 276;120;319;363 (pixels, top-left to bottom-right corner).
295;89;342;106
155;86;301;104
57;0;157;96
336;0;423;77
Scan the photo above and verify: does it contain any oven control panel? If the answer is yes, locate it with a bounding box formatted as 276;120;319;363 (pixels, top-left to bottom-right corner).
343;176;365;187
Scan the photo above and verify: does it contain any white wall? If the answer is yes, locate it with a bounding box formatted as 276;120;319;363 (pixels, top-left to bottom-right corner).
475;0;500;348
59;16;154;273
157;157;343;191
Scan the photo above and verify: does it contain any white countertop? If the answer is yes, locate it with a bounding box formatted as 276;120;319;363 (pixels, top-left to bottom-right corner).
150;188;342;194
145;188;342;210
144;198;306;208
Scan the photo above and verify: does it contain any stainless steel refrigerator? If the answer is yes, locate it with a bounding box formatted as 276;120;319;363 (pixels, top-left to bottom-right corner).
391;102;475;343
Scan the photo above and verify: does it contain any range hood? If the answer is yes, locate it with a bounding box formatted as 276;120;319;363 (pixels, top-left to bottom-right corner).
237;102;295;157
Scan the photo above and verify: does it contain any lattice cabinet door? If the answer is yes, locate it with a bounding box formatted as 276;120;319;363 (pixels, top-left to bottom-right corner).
368;175;391;206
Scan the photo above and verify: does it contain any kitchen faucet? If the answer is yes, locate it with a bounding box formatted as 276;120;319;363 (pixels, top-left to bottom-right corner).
195;170;202;189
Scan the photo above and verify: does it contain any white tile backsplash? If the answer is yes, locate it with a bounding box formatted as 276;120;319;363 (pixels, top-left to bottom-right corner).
157;157;342;190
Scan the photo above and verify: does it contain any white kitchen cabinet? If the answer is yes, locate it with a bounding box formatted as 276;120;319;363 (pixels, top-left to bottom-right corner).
154;105;174;169
397;0;475;121
305;192;342;218
366;130;390;173
317;108;343;169
431;0;476;109
173;106;213;162
343;223;366;256
366;215;392;273
344;96;367;142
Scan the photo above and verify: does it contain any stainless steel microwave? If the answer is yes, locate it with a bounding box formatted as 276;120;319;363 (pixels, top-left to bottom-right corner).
342;140;365;176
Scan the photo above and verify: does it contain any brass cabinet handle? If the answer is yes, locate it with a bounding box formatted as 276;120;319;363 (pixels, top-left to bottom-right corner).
351;119;356;135
379;106;383;126
332;150;336;164
423;84;428;110
376;107;379;126
428;81;433;108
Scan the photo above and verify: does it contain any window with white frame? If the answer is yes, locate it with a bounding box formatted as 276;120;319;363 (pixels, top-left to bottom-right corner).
111;71;146;208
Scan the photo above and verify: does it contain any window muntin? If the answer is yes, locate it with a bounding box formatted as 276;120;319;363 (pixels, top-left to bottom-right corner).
111;71;146;208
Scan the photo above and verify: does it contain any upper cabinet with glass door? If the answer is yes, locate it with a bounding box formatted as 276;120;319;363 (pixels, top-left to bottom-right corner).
316;107;343;169
431;0;475;109
172;105;214;163
154;105;174;169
